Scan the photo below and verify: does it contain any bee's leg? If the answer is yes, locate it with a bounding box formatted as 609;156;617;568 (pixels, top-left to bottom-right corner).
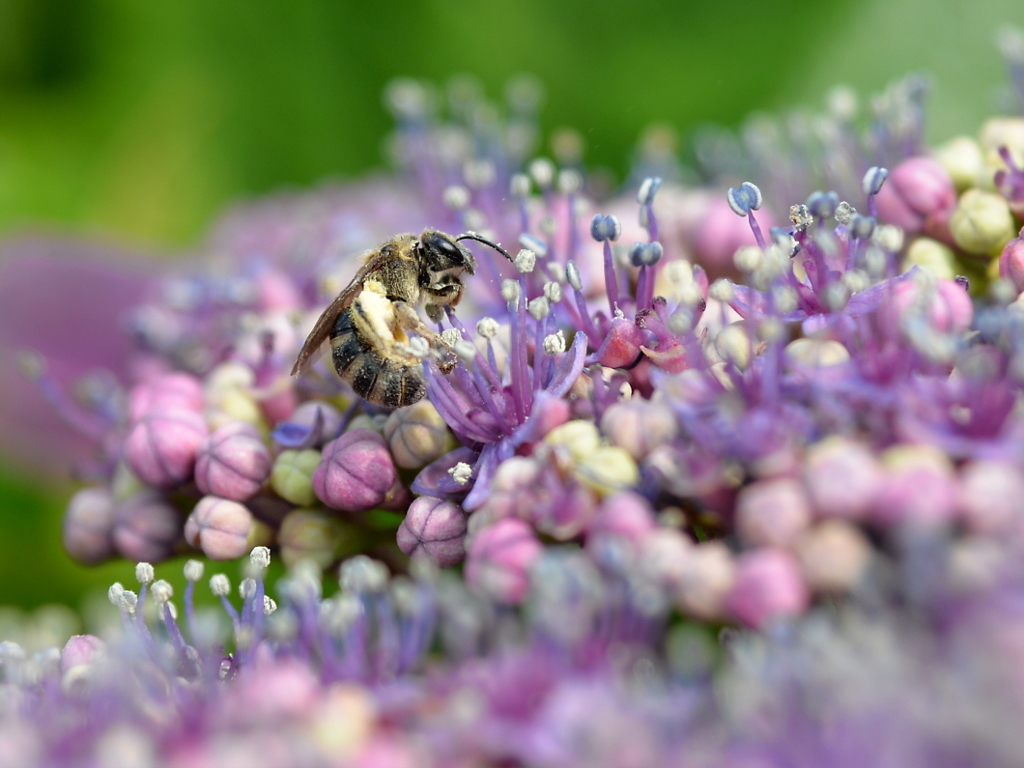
393;302;457;373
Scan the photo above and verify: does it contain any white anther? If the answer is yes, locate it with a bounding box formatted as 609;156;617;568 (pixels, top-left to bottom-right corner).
529;158;556;188
501;279;521;305
239;578;257;600
407;336;430;358
543;282;563;304
543;332;567;356
873;224;904;253
835;201;855;225
476;317;499;338
557;169;582;195
528;296;550;320
108;583;124;606
263;596;278;616
515;249;537;273
771;285;799;314
250;546;271;570
448;462;473;485
184;560;204;582
151;580;173;603
210;574;231;597
135;563;154;585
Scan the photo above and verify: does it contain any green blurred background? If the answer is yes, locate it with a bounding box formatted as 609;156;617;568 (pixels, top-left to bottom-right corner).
1;0;1021;615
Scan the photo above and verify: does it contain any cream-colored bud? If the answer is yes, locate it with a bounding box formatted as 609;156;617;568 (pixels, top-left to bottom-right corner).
714;323;752;370
933;136;984;191
950;189;1016;257
902;237;956;280
785;338;850;367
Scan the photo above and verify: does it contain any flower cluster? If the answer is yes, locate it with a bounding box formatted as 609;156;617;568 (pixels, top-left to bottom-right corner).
6;32;1024;765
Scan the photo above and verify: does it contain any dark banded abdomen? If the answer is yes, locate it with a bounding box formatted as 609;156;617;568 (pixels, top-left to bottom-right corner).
330;307;426;409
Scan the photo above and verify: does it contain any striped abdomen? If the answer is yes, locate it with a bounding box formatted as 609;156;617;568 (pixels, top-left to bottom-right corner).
330;307;426;409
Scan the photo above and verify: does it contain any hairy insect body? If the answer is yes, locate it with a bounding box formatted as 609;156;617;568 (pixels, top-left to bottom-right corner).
330;280;427;408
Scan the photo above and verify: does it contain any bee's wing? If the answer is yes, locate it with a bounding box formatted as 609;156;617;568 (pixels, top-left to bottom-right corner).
290;255;384;377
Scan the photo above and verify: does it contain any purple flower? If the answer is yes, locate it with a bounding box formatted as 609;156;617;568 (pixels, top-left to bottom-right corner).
112;489;182;563
125;403;209;489
184;495;255;560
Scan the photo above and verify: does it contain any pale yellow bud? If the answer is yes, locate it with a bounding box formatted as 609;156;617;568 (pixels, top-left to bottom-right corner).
949;189;1016;257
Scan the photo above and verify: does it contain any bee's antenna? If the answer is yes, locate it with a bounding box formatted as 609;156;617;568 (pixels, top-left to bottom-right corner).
456;233;514;263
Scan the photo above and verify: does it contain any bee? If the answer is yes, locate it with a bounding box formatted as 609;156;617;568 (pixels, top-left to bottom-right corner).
291;229;512;409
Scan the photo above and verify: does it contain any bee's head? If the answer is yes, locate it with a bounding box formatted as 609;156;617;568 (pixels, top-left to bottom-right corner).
417;230;477;275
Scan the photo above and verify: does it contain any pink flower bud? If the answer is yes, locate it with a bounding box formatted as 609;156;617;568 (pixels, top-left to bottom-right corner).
61;634;105;674
125;405;208;488
585;491;657;548
184;495;254;560
258;386;298;425
874;156;956;236
871;444;959;526
727;548;809;629
595;317;644;369
958;460;1024;534
999;233;1024;293
128;373;204;421
313;429;401;512
803;437;884;520
796;520;872;594
396;496;468;567
465;518;543;605
195;421;272;501
692;197;775;279
600;400;679;461
891;278;973;333
63;486;117;564
113;490;182;563
735;478;812;547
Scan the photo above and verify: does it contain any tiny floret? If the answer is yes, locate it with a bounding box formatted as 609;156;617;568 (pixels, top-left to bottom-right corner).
135;563;154;585
862;166;889;196
590;214;622;242
515;249;537;273
250;546;272;570
209;574;231;596
183;560;205;582
637;176;663;206
476;317;499;338
544;332;567;356
727;182;763;216
449;462;473;485
151;579;173;603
